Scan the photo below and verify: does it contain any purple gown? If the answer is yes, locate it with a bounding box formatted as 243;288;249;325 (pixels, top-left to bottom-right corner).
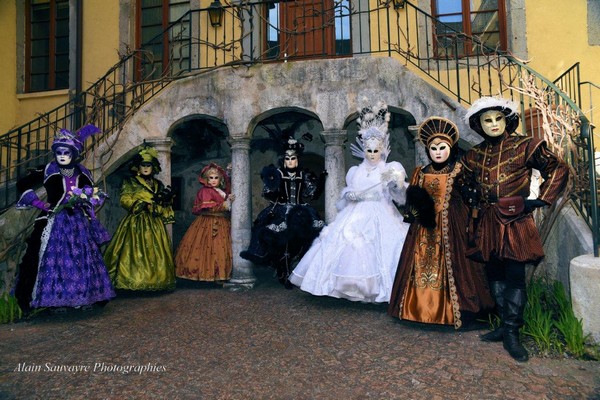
16;162;115;308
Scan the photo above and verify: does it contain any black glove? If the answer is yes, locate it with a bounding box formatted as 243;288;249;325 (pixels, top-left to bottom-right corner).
402;206;418;224
524;198;547;213
154;185;175;206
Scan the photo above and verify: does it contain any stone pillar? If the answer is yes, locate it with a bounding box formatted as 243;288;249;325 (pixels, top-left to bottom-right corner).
570;254;600;343
190;0;201;69
146;137;173;239
320;129;347;223
224;136;256;290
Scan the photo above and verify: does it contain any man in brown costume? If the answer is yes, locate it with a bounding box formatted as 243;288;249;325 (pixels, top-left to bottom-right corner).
461;96;569;362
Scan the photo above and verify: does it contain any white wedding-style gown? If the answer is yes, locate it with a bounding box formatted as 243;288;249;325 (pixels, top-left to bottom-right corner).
289;159;409;303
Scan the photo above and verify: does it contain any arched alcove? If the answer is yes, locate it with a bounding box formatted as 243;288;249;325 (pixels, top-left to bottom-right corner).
248;107;326;219
168;115;230;247
343;106;417;180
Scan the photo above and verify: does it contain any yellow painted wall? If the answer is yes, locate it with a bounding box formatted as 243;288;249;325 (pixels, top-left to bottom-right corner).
4;0;599;133
15;91;69;128
2;0;123;135
396;0;600;126
525;0;600;124
0;1;18;134
526;0;598;81
81;0;122;88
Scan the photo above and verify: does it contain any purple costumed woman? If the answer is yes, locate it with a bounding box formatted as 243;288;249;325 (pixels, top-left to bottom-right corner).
14;125;115;311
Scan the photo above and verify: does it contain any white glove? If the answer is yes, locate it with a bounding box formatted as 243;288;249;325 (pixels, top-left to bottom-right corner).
345;191;358;201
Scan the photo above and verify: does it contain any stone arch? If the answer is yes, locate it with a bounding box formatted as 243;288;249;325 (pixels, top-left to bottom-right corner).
342;105;418;179
246;107;326;220
90;56;483;289
168;114;230;247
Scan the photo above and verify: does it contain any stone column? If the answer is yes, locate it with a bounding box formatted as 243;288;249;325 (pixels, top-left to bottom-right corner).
320;129;348;223
146;137;173;239
570;254;600;343
224;136;256;290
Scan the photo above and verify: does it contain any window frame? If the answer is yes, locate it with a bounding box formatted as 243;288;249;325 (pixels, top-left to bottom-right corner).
24;0;70;93
135;0;190;81
430;0;508;58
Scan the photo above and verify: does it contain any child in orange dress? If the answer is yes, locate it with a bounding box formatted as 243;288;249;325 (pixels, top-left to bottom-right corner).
175;163;235;282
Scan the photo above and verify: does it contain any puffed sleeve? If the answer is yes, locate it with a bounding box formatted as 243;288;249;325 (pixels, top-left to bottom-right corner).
384;161;408;205
16;189;43;210
525;140;570;205
192;187;224;214
336;166;359;211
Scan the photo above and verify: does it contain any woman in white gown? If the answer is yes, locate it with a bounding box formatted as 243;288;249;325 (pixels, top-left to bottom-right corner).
290;101;409;303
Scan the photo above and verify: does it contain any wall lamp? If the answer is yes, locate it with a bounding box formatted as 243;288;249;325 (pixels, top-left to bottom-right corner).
394;0;405;9
208;0;224;27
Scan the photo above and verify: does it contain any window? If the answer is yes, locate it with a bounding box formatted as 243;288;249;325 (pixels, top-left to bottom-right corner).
25;0;70;92
265;0;351;60
432;0;507;58
136;0;190;81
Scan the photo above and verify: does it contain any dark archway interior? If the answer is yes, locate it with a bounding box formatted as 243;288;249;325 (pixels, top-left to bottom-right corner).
171;118;230;169
249;110;326;219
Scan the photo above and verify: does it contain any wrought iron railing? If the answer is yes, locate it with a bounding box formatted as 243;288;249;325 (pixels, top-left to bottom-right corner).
554;63;583;110
0;0;597;253
0;51;183;211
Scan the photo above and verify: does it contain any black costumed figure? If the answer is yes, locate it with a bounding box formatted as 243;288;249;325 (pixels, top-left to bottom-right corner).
104;145;176;291
240;138;326;288
14;125;115;312
388;117;494;327
462;97;569;361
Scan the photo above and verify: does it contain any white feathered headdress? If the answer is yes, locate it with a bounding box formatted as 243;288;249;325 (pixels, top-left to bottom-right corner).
351;100;391;161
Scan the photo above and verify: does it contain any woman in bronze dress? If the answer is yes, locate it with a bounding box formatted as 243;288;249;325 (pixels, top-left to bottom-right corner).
388;117;494;329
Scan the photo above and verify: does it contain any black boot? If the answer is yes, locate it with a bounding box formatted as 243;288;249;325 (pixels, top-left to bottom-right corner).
275;264;294;289
240;250;267;265
481;281;506;342
502;288;529;362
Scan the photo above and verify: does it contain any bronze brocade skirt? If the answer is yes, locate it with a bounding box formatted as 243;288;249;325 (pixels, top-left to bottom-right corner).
469;203;545;265
388;174;493;328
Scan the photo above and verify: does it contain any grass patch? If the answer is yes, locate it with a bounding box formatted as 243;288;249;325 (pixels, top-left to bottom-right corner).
0;292;22;324
522;277;596;360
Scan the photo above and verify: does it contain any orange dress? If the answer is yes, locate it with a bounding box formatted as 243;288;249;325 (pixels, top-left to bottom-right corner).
175;186;232;281
388;163;494;328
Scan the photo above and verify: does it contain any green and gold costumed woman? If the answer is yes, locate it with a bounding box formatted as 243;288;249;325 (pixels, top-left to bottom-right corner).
104;146;176;291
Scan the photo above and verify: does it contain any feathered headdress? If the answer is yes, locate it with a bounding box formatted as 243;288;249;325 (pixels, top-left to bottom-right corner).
283;137;305;157
51;124;101;159
351;100;391;161
130;144;162;174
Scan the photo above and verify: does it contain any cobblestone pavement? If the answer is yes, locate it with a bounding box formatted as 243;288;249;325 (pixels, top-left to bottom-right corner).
1;267;599;400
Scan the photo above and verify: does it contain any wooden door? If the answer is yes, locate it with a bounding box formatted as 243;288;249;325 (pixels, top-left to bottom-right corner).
279;0;336;59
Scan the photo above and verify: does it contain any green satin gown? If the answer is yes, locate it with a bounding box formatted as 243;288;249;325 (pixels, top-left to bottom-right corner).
105;176;176;291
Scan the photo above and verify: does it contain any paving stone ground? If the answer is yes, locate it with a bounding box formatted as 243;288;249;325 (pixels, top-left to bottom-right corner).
1;267;599;400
